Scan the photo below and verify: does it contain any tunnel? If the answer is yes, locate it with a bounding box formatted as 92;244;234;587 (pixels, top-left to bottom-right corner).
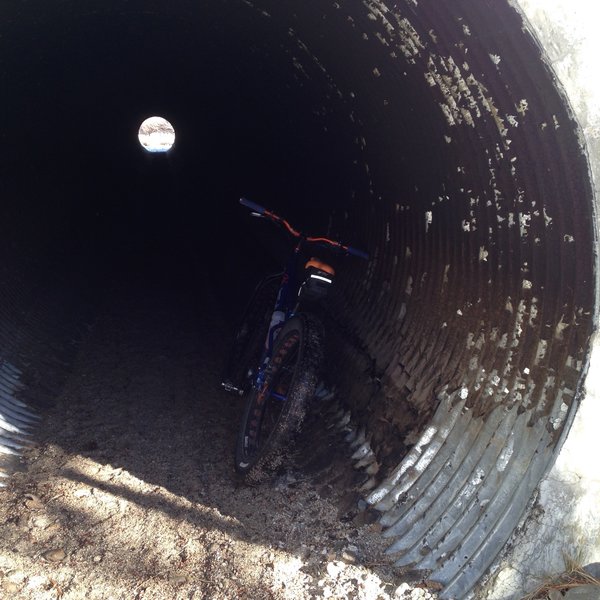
0;1;597;598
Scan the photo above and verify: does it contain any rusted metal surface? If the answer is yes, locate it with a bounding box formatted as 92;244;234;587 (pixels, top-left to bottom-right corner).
235;0;597;596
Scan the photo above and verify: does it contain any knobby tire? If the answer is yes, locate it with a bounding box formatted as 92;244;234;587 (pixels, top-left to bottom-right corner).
234;313;323;484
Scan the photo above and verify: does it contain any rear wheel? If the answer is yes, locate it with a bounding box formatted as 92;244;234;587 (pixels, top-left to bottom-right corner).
235;313;323;483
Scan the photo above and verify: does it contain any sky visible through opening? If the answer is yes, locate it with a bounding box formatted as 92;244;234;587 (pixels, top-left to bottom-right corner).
138;116;175;153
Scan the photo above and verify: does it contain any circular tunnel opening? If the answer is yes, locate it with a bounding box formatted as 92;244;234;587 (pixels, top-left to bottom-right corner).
0;1;595;597
138;116;176;153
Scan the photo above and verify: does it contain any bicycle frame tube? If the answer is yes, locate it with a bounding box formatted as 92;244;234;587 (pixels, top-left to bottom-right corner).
224;199;367;397
274;242;302;316
254;241;303;389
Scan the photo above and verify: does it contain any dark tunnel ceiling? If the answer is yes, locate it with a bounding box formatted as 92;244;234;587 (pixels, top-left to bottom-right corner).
1;0;437;265
0;0;596;597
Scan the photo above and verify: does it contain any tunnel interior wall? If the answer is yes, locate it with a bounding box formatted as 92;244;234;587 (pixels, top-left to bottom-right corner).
0;0;596;597
0;239;89;480
478;1;600;596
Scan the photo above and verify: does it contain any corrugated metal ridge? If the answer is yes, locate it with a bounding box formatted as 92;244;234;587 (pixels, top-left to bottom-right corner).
0;360;37;485
349;376;580;597
292;0;596;596
0;253;88;483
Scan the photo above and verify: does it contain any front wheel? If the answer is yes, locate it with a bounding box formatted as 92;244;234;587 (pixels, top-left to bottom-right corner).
235;313;323;483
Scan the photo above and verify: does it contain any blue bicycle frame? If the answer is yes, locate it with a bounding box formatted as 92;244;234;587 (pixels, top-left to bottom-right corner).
236;196;368;395
254;242;304;392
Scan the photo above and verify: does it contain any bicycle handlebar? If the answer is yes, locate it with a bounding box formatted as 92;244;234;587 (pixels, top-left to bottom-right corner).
345;246;370;260
240;197;369;260
239;197;266;215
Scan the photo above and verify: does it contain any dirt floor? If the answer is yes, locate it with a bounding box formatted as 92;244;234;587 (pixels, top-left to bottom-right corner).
0;282;438;600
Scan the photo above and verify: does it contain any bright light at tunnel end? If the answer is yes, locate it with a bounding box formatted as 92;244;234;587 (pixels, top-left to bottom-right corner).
137;116;175;153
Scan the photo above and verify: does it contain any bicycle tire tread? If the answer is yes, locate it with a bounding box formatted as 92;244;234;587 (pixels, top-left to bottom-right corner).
235;313;323;484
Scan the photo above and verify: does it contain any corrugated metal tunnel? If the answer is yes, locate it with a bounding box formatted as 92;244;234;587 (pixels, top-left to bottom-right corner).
0;0;596;597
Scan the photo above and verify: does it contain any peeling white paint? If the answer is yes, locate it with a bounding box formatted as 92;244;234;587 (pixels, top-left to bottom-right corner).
375;32;389;46
496;435;514;472
470;468;486;486
516;98;529;115
549;401;569;430
507;114;519;127
529;299;539;326
555;314;569;340
439;102;456;126
535;339;548;363
397;303;406;322
511;300;527;346
466;332;475;349
363;1;425;58
475;333;485;350
519;212;532;236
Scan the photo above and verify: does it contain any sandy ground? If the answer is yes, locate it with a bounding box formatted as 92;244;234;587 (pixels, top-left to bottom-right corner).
0;283;438;600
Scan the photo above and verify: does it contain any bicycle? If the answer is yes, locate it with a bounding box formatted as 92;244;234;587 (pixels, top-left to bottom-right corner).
222;197;368;483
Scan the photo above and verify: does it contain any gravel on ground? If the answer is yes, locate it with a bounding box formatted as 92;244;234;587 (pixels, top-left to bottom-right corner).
0;282;438;600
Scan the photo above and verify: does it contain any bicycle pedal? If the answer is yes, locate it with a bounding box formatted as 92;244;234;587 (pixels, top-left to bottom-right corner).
221;381;244;395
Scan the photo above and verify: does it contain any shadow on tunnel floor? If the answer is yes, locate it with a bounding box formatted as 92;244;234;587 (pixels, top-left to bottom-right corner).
0;280;400;598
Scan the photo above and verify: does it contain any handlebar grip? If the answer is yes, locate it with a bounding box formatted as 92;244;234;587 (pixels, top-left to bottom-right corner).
240;197;266;215
346;245;369;260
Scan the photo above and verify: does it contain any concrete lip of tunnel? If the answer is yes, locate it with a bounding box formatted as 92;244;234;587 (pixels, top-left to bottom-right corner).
1;1;599;598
